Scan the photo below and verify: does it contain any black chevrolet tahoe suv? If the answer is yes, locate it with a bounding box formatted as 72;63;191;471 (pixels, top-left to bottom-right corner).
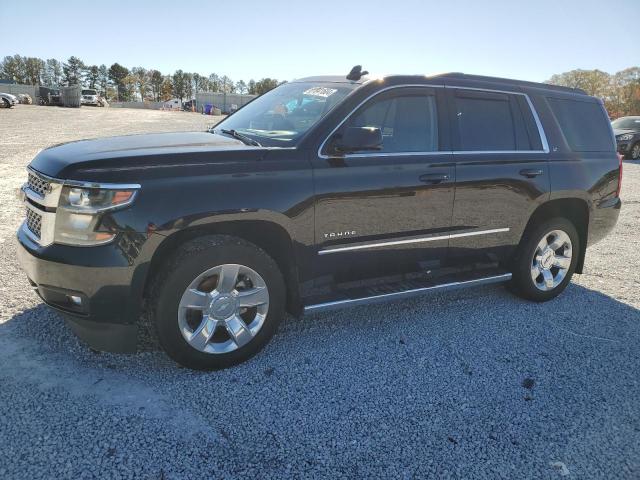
17;67;622;370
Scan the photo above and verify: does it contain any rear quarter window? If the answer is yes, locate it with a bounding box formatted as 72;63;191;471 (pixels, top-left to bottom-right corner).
547;97;614;152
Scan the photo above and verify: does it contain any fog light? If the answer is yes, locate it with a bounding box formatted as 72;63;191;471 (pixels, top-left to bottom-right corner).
68;295;82;306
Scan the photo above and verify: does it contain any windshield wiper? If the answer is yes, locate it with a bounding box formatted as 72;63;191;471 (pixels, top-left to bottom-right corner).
217;128;262;147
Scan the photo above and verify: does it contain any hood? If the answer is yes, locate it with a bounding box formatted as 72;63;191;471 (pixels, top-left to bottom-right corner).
30;131;264;179
613;128;638;137
1;92;17;100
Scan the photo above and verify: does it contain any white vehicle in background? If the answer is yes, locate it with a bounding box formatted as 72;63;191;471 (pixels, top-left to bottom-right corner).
162;98;182;110
81;89;99;106
0;92;18;108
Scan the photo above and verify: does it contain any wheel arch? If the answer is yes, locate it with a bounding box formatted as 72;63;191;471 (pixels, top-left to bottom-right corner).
521;198;590;273
143;220;302;314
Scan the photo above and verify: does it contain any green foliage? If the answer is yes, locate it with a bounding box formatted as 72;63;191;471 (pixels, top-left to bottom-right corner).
172;70;187;100
149;69;163;101
254;78;280;95
1;55;27;83
85;65;100;89
45;59;62;86
62;56;85;85
131;67;150;101
24;57;45;84
98;65;109;97
248;79;257;95
0;55;46;84
208;73;220;92
108;63;130;101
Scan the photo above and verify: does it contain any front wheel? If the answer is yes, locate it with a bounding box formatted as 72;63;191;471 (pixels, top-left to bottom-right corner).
628;142;640;160
1;98;10;108
510;217;580;302
150;235;285;370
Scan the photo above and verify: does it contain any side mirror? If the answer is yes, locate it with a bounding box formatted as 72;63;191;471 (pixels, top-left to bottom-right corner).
332;126;383;154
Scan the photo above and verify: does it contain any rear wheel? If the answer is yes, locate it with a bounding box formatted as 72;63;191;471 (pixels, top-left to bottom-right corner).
510;217;579;302
151;235;285;370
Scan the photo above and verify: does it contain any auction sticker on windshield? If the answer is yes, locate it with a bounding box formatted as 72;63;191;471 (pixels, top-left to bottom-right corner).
303;87;338;98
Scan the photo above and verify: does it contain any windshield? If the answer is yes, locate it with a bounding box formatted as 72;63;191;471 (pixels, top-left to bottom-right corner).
82;90;97;95
612;117;640;130
213;82;357;147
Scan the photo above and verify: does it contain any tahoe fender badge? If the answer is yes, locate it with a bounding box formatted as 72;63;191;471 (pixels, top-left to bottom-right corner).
324;231;357;239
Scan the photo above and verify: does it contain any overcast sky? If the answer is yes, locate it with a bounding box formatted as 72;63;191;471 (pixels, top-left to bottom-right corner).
1;0;637;83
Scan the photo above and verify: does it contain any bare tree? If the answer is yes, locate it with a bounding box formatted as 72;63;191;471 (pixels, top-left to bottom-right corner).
235;80;247;94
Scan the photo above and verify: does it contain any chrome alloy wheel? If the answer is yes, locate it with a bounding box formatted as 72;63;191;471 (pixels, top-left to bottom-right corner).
178;264;269;354
530;230;572;291
632;143;640;160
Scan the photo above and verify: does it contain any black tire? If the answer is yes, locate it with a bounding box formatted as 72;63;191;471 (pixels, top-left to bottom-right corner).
1;98;10;108
510;217;580;302
627;142;640;160
150;235;285;370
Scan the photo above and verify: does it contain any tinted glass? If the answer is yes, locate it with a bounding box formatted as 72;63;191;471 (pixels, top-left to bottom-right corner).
455;93;516;151
347;93;438;153
548;97;614;152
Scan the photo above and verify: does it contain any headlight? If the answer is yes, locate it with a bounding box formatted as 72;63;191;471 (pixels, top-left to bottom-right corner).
63;186;136;213
618;133;634;141
54;184;138;246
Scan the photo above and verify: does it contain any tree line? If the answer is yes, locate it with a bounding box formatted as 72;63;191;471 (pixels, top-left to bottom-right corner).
3;54;638;116
0;54;283;102
547;67;639;118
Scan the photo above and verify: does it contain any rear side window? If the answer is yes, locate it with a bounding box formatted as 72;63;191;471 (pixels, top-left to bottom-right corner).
453;90;531;151
547;97;614;152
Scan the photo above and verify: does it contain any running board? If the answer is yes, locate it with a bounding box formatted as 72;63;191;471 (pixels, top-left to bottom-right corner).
303;273;512;314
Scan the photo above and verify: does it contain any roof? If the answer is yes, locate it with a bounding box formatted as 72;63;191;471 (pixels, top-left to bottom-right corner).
293;75;369;84
294;72;587;95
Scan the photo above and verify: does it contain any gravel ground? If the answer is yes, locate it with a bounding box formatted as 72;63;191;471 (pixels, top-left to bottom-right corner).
0;105;639;479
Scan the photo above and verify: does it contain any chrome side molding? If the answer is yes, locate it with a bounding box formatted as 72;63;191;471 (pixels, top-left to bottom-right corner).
318;228;510;255
303;273;512;313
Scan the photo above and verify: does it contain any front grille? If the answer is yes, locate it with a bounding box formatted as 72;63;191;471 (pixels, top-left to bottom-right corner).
25;208;42;239
28;171;51;197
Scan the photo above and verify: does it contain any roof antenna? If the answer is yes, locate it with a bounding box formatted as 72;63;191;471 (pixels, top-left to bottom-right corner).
346;65;369;81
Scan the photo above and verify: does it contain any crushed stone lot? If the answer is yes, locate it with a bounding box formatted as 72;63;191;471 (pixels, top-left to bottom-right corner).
1;105;639;479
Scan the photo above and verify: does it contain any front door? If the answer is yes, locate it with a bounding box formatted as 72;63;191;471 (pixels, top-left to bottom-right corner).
311;86;455;284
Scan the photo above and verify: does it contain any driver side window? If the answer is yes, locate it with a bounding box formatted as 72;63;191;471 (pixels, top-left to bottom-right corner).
346;92;438;153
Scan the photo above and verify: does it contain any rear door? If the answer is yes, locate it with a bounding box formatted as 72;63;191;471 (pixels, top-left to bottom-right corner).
446;87;550;267
312;86;455;283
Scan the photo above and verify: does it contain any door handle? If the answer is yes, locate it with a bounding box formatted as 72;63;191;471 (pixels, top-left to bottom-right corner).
419;173;450;184
519;168;544;178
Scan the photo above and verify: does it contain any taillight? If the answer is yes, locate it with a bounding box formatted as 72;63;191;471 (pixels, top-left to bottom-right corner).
616;152;623;197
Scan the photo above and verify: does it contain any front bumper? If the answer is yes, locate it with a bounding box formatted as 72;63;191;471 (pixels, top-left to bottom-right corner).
16;223;140;353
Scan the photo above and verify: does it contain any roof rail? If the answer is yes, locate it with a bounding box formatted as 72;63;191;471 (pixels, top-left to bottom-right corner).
436;72;587;95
